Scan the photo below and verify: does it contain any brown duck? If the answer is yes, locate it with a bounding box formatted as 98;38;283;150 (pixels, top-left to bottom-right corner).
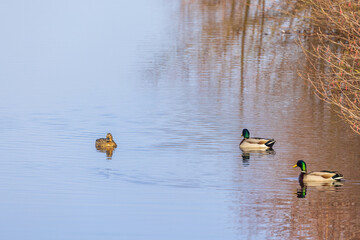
95;133;117;148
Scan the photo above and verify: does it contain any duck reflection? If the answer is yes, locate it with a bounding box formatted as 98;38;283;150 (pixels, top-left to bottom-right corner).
296;185;307;198
96;147;116;159
240;149;276;166
296;181;343;198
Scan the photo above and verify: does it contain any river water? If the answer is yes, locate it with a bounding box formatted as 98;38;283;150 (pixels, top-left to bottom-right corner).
0;1;359;239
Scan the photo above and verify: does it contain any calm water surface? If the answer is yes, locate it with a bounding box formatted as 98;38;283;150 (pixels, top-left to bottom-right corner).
0;1;359;239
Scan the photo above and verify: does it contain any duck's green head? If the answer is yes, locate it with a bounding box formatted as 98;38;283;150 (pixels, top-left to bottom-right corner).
242;129;250;139
293;160;307;173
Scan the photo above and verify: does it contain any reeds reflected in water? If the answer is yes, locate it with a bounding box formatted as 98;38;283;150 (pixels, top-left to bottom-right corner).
178;1;360;239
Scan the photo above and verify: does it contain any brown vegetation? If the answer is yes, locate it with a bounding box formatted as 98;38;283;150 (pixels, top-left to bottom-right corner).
297;0;360;134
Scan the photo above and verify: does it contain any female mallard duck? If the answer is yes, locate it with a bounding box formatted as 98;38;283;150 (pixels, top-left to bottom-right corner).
293;160;343;182
239;129;276;150
95;133;117;148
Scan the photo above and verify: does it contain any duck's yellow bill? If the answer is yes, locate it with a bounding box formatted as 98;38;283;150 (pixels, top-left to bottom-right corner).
292;164;297;168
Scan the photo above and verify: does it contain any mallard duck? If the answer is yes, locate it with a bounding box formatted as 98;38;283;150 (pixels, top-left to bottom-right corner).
95;133;117;148
239;129;276;150
293;160;343;182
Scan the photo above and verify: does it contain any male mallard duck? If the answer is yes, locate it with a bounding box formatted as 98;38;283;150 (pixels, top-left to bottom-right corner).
293;160;343;182
95;133;117;148
239;129;276;150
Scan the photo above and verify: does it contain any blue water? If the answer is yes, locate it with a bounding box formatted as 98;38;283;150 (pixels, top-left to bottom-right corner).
0;1;360;239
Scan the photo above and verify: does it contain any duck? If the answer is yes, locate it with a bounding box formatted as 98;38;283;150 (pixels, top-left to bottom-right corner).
239;129;276;150
293;160;343;183
95;133;117;148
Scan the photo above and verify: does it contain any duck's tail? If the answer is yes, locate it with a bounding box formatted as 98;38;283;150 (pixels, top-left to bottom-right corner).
332;173;343;180
322;170;343;180
265;139;276;148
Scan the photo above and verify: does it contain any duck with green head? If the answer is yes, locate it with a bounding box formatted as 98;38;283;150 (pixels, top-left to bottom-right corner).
293;160;343;183
239;128;276;150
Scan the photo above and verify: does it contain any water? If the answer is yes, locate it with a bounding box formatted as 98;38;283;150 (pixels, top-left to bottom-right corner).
0;0;359;239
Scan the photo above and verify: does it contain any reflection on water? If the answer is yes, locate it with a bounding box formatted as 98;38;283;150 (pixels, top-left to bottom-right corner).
289;182;358;239
96;147;116;159
0;0;359;239
240;149;275;166
175;1;360;239
296;181;343;198
296;186;307;198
